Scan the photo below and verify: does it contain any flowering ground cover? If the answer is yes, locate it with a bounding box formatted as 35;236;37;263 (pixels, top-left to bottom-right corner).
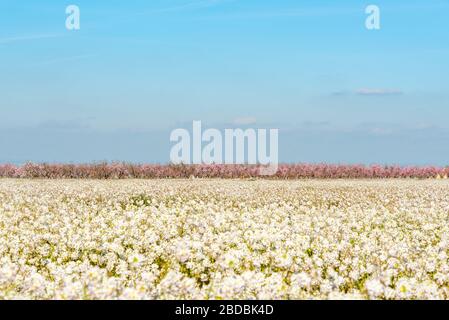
1;179;449;299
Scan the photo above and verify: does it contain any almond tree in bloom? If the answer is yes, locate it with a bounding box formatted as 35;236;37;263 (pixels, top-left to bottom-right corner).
0;163;448;179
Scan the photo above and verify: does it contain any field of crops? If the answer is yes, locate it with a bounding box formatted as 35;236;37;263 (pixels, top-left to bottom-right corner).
1;179;449;299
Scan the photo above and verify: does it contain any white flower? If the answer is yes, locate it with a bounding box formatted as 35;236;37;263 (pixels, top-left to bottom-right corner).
365;279;384;298
291;272;312;289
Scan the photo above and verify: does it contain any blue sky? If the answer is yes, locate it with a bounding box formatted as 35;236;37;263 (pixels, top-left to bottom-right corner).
1;0;448;164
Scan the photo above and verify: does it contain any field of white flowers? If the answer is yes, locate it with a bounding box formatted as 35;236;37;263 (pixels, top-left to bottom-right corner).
1;179;449;300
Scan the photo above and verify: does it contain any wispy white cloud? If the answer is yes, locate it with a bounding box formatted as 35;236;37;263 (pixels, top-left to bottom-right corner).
0;34;63;45
164;0;235;11
356;88;404;96
33;54;97;66
331;88;404;97
198;6;360;21
134;0;236;16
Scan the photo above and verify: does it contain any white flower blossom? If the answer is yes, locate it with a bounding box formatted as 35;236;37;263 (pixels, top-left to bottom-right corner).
0;179;448;299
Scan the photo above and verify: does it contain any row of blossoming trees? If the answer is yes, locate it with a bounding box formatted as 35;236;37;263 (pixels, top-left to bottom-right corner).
0;163;448;179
